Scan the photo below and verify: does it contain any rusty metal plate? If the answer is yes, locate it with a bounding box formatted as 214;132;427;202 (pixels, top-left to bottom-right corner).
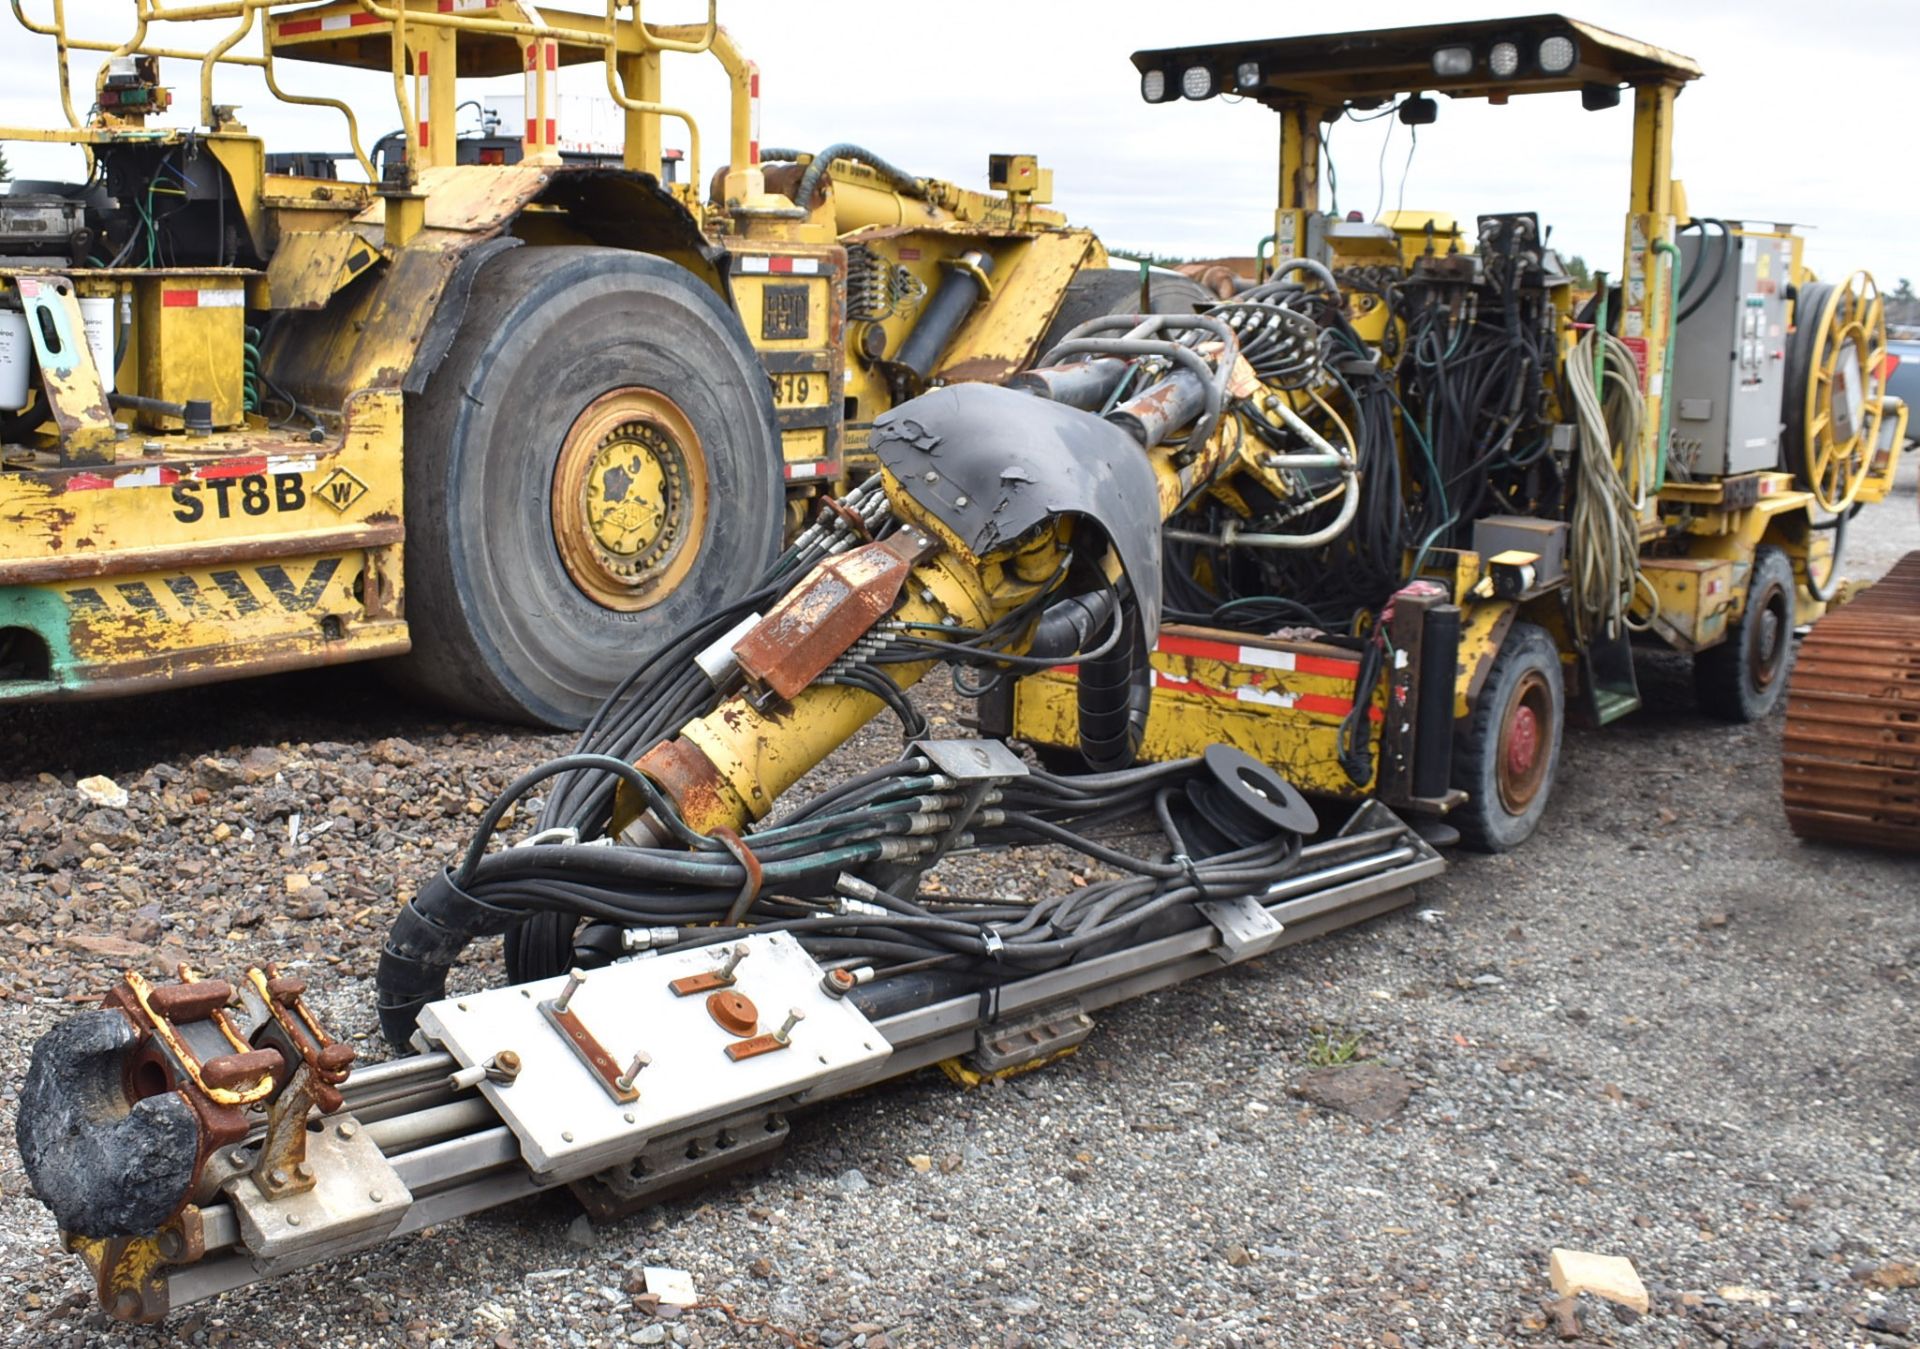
731;539;920;702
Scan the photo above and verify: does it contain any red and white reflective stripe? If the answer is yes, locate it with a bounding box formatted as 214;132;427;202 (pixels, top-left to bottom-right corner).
523;38;559;147
161;287;244;309
108;466;183;489
747;64;762;165
1151;669;1381;722
414;50;429;149
276;11;383;36
782;459;840;481
1155;631;1359;680
196;457;267;481
740;256;821;276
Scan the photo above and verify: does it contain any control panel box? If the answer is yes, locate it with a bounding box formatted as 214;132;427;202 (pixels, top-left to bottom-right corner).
1666;228;1792;479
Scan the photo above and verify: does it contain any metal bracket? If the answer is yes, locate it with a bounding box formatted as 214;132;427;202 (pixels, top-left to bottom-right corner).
415;932;890;1182
862;738;1029;899
11;274;115;463
971;999;1093;1075
913;737;1029;782
540;998;640;1105
1195;894;1287;964
226;1117;410;1261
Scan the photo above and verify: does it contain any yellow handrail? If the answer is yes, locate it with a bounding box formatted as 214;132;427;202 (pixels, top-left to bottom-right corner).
641;0;713;54
13;0;83;129
198;4;260;127
9;0;736;194
602;0;700;188
261;47;373;179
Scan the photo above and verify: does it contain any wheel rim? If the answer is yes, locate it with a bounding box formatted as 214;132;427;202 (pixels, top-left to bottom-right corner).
1495;670;1552;816
1748;577;1790;692
550;387;708;612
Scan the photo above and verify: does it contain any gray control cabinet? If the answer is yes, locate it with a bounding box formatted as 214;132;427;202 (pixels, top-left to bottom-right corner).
1665;229;1792;478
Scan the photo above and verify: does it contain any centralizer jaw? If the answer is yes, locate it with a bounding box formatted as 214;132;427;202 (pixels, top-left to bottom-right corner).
15;962;360;1323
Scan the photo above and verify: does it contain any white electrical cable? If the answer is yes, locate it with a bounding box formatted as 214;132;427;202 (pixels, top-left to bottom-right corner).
1566;328;1659;644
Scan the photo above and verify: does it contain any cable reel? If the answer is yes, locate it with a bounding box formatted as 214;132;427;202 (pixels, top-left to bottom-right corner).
1782;272;1889;513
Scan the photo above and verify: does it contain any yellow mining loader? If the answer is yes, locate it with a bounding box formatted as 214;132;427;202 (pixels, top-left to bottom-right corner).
0;1;1137;726
998;15;1909;850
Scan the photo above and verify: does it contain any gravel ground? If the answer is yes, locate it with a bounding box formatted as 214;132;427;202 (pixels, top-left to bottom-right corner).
0;462;1914;1349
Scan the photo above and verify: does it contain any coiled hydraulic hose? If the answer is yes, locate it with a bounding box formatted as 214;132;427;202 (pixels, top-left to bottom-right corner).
761;144;927;207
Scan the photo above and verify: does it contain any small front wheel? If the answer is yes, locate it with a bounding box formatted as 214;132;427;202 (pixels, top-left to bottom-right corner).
1694;545;1797;723
1450;622;1565;853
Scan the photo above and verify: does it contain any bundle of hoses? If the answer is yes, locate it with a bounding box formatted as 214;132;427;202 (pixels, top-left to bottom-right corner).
374;750;1307;1047
376;476;1239;1044
1566;327;1655;645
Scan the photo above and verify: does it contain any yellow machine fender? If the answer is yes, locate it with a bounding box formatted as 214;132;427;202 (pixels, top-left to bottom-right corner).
1453;598;1518;720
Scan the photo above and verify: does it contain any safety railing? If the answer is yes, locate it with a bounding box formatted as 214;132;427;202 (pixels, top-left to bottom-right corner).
4;0;740;191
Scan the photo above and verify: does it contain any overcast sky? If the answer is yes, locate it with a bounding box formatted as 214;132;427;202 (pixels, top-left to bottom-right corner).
3;2;1915;287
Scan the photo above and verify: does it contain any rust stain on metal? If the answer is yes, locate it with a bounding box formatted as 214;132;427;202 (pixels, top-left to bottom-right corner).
67;1205;205;1325
936;355;1019;385
706;989;759;1037
732;541;916;701
0;523;405;587
723;1032;790;1063
633;738;730;837
539;999;639;1105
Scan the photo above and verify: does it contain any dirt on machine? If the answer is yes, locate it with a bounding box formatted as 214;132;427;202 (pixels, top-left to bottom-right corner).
0;0;1203;726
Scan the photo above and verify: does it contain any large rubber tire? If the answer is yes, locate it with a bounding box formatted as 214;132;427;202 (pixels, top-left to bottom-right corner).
389;247;782;727
1450;622;1565;853
1038;268;1214;358
1694;544;1797;722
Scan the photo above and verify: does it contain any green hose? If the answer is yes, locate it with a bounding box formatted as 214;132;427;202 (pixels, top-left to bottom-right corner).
1651;239;1682;492
1591;270;1609;394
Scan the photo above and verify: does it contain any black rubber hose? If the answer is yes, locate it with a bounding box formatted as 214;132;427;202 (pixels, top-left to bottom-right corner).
1803;506;1851;604
780;143;926;208
376;868;525;1047
1675;219;1730;326
1075;600;1151;772
1781;281;1835;496
1026;590;1118;660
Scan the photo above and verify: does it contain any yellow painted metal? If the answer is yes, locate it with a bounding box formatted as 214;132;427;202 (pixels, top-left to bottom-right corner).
1;1;1108;712
938;230;1101;387
632;383;1253;837
0;392;408;697
1017;626;1383;797
1621;81;1679;523
1635;556;1735;653
133;273;247;431
1454;598;1517;720
650;547;1003;833
1271;104;1324;280
264;231;382;311
9;275;115;463
549;386;709;611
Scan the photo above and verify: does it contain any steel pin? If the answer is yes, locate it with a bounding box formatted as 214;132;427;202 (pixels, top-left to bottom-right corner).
715;943;750;981
554;967;586;1013
616;1050;651;1091
774;1007;805;1045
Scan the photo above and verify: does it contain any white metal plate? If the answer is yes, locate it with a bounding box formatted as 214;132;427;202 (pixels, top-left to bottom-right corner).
415;932;890;1181
1196;895;1286;964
